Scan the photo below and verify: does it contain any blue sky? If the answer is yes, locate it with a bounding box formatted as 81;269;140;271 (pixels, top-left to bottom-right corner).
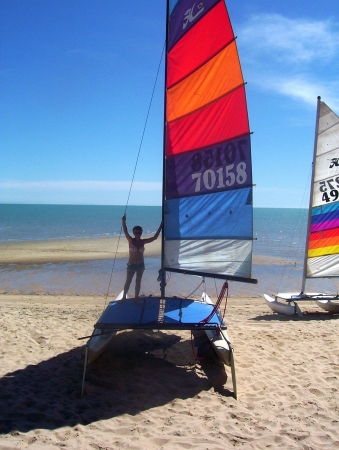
1;0;339;207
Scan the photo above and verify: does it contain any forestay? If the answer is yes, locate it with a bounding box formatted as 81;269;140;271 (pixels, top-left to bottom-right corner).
163;0;256;282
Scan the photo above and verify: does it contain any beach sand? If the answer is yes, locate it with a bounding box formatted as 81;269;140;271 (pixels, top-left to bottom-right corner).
0;240;339;448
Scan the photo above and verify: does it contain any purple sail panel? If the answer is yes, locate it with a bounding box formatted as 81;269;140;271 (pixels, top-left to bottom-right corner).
166;134;252;199
168;0;220;51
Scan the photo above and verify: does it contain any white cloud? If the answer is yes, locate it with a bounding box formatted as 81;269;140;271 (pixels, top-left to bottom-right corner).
258;75;339;110
239;14;339;108
241;14;339;64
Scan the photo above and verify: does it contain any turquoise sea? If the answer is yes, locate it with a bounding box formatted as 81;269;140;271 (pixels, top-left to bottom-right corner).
0;204;307;256
1;204;338;297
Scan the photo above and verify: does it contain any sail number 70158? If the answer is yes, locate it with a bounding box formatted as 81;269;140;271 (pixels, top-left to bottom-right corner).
192;163;247;192
190;139;249;193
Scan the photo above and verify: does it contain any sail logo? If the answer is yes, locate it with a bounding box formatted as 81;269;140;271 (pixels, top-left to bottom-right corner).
329;157;339;168
183;2;204;29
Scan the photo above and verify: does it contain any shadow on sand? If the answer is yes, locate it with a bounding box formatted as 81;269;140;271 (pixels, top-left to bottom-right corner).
0;329;231;434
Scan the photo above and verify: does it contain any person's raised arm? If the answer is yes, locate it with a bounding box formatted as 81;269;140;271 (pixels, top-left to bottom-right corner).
143;222;163;244
122;214;132;242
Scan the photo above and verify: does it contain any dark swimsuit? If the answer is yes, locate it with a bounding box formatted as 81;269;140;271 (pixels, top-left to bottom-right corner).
127;262;145;272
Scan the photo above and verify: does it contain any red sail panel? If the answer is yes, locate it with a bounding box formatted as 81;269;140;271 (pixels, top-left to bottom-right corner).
167;1;233;88
167;41;243;122
166;86;249;156
309;228;339;250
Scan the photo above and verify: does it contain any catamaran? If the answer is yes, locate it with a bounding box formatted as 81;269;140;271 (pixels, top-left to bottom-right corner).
82;0;257;398
265;97;339;316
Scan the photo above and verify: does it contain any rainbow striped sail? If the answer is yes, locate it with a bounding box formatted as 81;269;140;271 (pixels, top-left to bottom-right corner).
163;0;256;283
306;99;339;279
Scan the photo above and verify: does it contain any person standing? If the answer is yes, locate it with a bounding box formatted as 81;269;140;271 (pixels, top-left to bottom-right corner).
121;214;162;299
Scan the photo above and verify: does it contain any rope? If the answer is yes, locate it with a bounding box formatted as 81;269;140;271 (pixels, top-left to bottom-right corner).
221;283;229;319
200;281;228;324
190;330;213;361
102;43;165;310
124;42;165;210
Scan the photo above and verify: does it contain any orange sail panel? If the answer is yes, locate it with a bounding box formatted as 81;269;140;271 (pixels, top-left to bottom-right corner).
167;41;243;122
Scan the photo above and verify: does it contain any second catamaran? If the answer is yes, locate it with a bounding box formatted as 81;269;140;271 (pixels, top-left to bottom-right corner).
265;97;339;315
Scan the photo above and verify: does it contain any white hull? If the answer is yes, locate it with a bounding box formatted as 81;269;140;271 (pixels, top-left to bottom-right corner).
264;294;296;315
316;300;339;313
205;328;231;366
201;292;237;398
86;291;124;365
265;292;339;316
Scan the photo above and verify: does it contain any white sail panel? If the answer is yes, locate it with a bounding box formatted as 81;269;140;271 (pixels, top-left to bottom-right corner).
316;123;339;156
307;253;339;278
164;239;253;278
318;102;339;134
313;150;339;182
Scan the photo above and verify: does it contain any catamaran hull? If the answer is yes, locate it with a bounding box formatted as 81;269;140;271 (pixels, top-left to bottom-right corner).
86;328;117;365
316;300;339;313
264;294;297;315
204;328;231;366
86;291;124;365
201;293;231;365
264;292;339;315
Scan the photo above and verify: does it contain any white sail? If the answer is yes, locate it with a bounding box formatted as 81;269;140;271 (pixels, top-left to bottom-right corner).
306;100;339;279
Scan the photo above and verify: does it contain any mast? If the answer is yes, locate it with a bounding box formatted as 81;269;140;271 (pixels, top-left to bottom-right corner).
301;96;321;293
160;0;170;298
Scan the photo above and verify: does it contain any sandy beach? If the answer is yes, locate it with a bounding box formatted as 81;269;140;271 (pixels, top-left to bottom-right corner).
0;294;338;449
0;239;339;449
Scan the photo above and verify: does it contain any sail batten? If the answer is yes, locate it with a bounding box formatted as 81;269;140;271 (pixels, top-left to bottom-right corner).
305;99;339;280
164;0;256;283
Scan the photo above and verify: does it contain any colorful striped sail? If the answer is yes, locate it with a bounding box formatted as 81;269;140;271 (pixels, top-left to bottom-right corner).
163;0;256;282
306;100;339;278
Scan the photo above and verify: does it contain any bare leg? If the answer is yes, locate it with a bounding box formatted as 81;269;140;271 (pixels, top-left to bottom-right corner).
135;269;144;298
123;270;135;299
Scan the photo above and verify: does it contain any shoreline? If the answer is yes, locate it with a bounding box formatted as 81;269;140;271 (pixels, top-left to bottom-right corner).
0;236;292;267
0;236;162;264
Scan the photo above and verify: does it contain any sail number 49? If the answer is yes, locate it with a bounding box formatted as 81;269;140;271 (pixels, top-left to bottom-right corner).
319;179;339;202
192;163;247;192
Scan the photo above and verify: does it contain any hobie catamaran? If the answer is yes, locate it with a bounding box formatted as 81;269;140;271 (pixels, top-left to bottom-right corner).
265;97;339;316
82;0;257;398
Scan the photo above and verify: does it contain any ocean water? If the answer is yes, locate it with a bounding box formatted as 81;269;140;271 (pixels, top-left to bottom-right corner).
2;204;338;297
0;204;162;242
0;204;307;257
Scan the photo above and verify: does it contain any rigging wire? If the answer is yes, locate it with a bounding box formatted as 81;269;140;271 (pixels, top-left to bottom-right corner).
102;43;166;310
